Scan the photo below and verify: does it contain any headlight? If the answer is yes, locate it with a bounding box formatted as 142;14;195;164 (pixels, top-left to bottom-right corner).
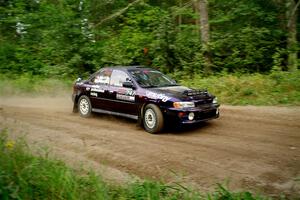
173;102;195;108
213;97;218;104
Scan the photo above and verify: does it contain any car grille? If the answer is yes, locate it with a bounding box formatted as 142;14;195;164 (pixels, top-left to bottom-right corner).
195;109;217;120
194;98;213;107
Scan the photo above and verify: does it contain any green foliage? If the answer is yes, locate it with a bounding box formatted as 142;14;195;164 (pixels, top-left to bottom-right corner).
0;129;269;200
0;129;109;200
0;0;298;77
209;0;284;73
207;184;267;200
172;26;204;74
211;27;279;73
1;72;299;106
179;70;300;105
0;74;72;96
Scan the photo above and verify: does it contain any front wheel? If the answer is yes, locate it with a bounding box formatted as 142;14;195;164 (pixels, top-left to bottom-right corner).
143;104;164;134
78;95;92;117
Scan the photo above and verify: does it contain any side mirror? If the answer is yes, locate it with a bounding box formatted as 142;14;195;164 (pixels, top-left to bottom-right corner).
123;81;134;88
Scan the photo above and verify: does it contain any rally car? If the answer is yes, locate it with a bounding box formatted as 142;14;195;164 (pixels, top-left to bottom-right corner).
72;66;219;133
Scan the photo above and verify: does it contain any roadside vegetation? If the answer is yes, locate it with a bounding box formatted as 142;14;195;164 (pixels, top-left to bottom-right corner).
0;1;299;105
0;74;72;96
1;0;299;76
0;129;268;200
179;70;300;105
0;1;298;199
1;70;299;106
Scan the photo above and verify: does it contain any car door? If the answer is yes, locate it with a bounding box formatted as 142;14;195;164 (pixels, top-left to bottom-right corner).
107;69;139;116
87;69;112;109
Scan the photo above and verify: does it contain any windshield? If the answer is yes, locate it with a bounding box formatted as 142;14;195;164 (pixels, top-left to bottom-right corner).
129;69;177;88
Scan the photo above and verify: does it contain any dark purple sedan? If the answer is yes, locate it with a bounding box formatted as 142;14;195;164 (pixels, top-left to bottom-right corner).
72;66;219;133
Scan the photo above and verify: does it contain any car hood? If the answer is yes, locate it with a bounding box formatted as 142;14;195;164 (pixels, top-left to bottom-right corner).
149;86;213;101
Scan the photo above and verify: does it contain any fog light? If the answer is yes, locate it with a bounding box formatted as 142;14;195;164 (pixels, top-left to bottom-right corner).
188;112;194;120
178;112;185;118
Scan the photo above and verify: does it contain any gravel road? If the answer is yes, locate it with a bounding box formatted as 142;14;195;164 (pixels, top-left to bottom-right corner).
0;96;299;197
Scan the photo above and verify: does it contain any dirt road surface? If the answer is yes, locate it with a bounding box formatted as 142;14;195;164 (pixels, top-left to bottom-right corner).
0;96;299;198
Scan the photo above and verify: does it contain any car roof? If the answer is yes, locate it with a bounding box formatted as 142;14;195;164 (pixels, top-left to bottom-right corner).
89;66;151;79
102;66;146;70
99;66;157;72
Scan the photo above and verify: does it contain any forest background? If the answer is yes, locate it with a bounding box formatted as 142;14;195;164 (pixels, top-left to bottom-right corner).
0;0;299;105
1;2;300;199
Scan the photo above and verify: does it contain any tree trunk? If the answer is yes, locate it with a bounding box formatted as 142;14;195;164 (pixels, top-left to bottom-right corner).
178;0;182;27
198;0;212;75
286;0;299;71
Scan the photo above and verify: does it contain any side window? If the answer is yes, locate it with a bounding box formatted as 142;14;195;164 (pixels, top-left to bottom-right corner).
91;69;112;85
110;70;130;87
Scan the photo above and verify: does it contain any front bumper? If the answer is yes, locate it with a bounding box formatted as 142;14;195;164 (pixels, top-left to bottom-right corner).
164;104;220;124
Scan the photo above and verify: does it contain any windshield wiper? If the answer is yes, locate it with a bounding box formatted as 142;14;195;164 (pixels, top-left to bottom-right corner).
161;84;179;87
141;85;159;88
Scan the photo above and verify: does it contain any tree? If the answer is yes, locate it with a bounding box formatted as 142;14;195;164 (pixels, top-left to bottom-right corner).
198;0;211;74
0;0;297;77
286;0;299;71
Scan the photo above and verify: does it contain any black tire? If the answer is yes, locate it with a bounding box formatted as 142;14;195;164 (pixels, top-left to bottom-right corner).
143;104;164;134
78;95;92;117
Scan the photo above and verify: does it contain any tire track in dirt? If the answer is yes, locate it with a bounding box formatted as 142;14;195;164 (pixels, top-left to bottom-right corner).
0;96;299;197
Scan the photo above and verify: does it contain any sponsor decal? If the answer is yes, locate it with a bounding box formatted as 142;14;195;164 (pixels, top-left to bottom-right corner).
90;92;97;97
91;88;104;93
90;85;104;93
116;89;136;102
117;89;136;96
117;88;127;95
95;76;110;84
161;96;171;102
116;94;135;102
126;90;136;96
146;91;171;102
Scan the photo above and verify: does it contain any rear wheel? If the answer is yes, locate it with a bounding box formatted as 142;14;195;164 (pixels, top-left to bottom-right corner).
143;104;164;134
78;95;92;117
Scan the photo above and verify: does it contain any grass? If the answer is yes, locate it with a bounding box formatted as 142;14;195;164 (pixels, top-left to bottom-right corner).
0;74;72;96
0;70;299;105
0;129;268;200
179;70;300;105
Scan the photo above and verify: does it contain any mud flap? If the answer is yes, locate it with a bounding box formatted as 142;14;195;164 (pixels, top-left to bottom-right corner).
72;102;78;113
137;105;145;127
